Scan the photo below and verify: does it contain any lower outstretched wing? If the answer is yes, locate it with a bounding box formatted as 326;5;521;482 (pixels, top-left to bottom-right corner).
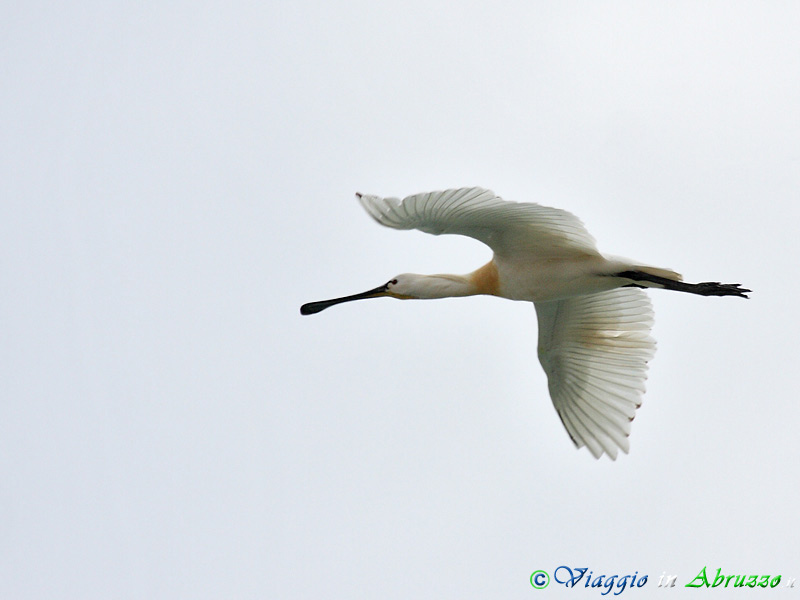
534;288;656;459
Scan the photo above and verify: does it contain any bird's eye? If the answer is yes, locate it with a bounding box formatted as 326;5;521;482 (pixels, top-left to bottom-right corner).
388;278;398;286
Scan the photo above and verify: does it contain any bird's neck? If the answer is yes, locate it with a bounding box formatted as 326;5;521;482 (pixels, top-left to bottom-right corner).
417;261;500;299
410;274;474;299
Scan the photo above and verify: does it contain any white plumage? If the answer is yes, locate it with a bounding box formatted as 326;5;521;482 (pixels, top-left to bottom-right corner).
535;288;654;459
302;187;749;459
358;187;598;260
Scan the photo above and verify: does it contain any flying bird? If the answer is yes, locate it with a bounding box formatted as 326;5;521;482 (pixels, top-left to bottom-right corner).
301;188;749;459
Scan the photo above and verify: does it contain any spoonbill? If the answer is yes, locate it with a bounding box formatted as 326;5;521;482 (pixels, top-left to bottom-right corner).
301;187;749;459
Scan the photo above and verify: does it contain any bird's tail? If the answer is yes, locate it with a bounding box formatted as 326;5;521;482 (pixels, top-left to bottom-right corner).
630;265;683;282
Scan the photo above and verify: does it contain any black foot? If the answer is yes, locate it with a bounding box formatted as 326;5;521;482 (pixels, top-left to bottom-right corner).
695;282;751;298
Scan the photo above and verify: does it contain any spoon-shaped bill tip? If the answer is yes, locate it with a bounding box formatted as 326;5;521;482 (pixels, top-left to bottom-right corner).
300;301;328;315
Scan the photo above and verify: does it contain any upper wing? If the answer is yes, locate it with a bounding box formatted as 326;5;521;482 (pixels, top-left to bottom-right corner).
357;187;598;258
534;288;655;460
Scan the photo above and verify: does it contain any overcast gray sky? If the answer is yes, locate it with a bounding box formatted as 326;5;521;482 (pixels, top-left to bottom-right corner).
2;2;799;598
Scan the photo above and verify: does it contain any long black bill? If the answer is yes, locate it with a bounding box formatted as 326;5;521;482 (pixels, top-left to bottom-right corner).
300;284;388;315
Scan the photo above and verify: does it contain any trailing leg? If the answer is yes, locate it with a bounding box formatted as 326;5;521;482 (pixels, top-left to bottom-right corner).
617;270;750;298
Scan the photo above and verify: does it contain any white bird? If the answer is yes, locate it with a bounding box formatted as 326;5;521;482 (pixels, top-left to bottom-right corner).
301;187;749;459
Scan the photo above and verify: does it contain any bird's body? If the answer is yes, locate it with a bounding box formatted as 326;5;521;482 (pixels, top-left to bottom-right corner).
301;187;749;459
494;254;614;301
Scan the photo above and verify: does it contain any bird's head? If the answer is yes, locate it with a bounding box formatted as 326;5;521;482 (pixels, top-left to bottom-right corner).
384;274;430;299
